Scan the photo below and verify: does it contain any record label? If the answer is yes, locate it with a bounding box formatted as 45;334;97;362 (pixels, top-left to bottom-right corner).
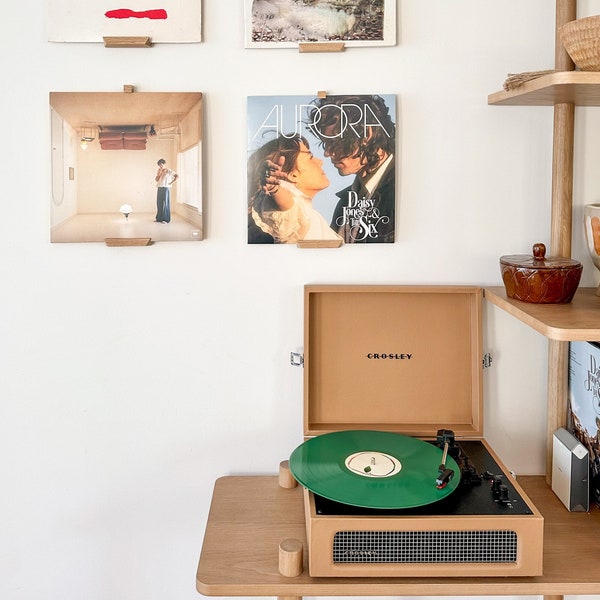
289;430;461;509
344;451;401;478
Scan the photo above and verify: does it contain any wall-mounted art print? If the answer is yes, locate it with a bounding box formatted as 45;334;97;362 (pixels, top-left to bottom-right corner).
245;0;395;48
50;91;203;243
48;0;201;43
247;94;396;244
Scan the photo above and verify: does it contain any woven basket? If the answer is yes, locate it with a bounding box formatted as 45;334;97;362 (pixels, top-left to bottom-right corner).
559;15;600;71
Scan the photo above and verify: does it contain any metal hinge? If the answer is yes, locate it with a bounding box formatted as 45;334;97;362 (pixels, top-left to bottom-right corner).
290;352;304;367
482;353;493;369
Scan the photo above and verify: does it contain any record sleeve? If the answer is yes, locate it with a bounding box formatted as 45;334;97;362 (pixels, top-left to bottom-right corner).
568;341;600;505
247;94;396;245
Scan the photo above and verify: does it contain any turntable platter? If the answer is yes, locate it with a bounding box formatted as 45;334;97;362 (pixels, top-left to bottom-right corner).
289;430;461;509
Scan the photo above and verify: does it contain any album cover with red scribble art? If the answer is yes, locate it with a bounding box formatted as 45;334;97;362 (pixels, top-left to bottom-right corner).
48;0;201;43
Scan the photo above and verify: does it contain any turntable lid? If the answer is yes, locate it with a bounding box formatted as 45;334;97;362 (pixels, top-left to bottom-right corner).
303;285;483;439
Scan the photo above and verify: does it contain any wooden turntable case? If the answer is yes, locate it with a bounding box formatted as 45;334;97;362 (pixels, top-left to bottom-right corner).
300;285;544;577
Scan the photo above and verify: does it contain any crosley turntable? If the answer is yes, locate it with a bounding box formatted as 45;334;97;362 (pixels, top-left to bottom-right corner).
289;285;543;578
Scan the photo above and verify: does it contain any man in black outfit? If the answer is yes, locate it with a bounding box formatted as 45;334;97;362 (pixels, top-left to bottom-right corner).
307;95;395;243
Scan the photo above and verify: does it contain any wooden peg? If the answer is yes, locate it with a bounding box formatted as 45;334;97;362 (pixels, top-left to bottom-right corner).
123;85;135;93
103;36;153;48
278;538;303;577
279;460;297;489
317;91;327;99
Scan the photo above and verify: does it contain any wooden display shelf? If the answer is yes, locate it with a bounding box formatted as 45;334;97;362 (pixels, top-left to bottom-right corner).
484;287;600;341
196;475;600;597
488;71;600;106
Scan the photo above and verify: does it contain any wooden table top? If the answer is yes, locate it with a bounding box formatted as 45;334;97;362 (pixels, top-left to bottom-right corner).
196;475;600;597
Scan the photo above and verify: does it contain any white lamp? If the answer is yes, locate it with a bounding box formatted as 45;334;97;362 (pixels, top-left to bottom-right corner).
119;204;133;221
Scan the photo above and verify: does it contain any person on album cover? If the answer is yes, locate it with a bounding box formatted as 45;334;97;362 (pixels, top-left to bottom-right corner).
154;158;178;223
247;134;342;244
307;95;395;243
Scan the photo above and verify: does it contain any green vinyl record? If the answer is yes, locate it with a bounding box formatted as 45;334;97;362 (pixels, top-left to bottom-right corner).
289;430;461;509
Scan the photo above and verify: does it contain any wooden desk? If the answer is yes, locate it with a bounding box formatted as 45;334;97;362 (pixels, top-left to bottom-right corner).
196;475;600;598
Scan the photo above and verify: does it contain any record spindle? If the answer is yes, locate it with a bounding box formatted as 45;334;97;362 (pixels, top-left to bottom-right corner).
278;538;303;577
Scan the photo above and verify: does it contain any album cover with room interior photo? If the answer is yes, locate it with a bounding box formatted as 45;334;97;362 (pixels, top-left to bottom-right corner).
50;91;203;243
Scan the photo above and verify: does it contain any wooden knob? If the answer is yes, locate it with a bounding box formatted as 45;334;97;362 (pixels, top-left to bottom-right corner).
532;242;546;261
278;538;303;577
279;460;298;489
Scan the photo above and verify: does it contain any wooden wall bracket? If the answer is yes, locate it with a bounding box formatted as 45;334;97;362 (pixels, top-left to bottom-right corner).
103;36;153;48
296;239;343;248
298;42;345;53
105;238;153;246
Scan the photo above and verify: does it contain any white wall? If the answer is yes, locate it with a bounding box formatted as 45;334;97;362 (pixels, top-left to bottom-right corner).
2;2;600;600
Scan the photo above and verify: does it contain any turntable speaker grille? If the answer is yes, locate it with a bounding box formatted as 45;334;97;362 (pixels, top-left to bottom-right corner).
332;530;518;564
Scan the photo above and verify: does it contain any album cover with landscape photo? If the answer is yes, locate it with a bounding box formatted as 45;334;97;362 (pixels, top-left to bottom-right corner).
247;94;396;244
245;0;395;48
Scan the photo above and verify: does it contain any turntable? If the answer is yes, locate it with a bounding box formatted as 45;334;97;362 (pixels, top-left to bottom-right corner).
289;285;543;577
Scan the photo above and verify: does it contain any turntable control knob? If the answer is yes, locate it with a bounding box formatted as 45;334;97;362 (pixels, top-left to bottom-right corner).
497;484;511;505
491;475;503;494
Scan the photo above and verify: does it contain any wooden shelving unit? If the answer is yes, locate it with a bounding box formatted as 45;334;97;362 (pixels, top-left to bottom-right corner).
485;4;600;600
486;0;597;492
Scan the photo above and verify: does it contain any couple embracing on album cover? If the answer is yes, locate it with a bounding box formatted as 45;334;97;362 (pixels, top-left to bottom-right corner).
247;94;396;245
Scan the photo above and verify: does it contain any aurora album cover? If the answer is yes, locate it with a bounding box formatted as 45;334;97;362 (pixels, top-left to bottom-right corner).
247;94;396;244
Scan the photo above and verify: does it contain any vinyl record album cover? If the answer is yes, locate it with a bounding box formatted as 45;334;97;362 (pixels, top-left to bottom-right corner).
245;0;396;48
247;94;396;244
50;92;203;243
48;0;202;43
568;341;600;504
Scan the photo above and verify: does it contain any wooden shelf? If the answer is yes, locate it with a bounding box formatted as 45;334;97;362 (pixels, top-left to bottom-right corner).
488;71;600;106
196;475;600;597
484;287;600;341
